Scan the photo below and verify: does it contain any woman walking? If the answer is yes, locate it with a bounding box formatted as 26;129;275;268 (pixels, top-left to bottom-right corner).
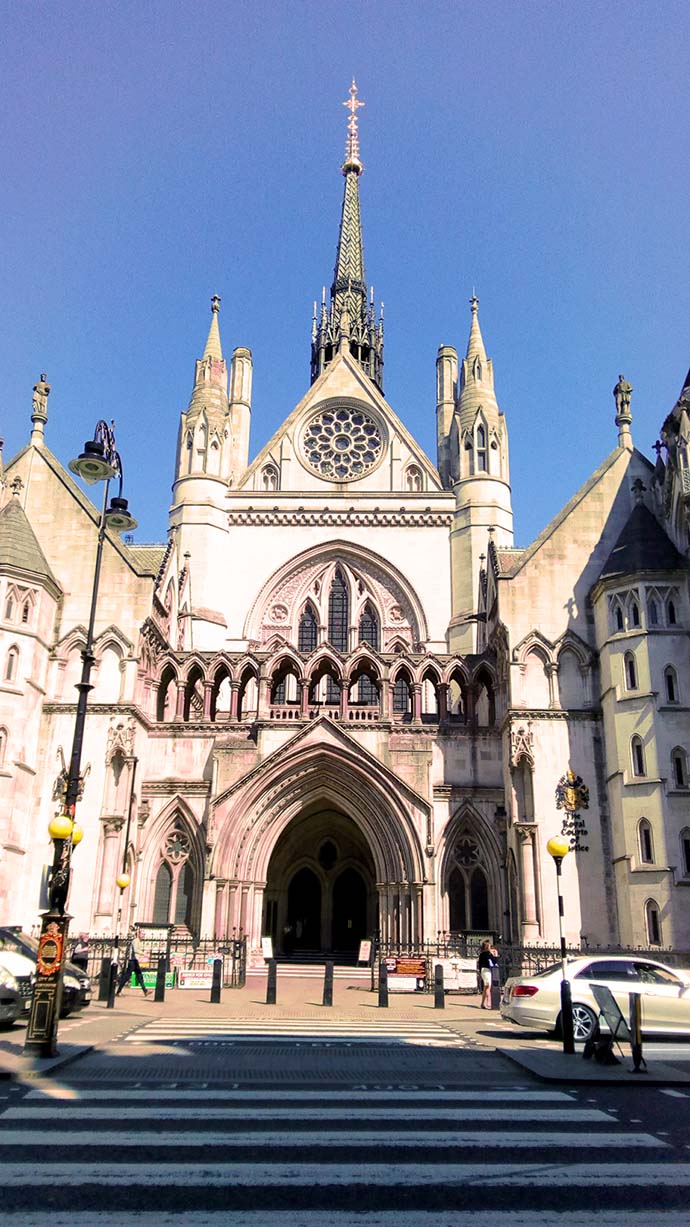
477;939;498;1009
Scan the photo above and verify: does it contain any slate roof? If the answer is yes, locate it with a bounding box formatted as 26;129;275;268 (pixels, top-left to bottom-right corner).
0;497;60;590
123;543;167;577
598;502;685;581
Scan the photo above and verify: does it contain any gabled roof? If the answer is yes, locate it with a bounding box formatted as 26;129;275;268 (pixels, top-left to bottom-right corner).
0;497;61;594
598;502;686;581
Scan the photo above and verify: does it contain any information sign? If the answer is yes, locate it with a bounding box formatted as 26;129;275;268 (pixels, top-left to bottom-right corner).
178;968;214;990
384;956;426;992
357;940;372;965
261;937;274;961
434;957;477;991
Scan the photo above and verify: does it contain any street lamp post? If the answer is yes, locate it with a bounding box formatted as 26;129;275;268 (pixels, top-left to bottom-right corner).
546;835;575;1054
108;756;137;1007
24;421;136;1057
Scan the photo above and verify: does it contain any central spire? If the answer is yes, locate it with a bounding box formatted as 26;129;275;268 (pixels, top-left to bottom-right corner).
310;81;384;391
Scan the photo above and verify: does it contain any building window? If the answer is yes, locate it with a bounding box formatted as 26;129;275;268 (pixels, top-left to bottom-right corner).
475;423;487;472
638;818;654;865
261;466;278;491
298;604;318;654
629;600;640;628
392;672;411;715
612;600;624;632
4;646;18;682
4;592;15;622
624;652;637;690
405;465;423;492
680;829;690;877
645;899;662;946
327;568;349;653
671;748;688;788
668;599;677;625
631;736;645;777
0;727;6;768
21;597;32;625
664;666;678;703
648;598;659;626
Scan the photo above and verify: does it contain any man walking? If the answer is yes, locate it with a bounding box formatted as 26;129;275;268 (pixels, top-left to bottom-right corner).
116;927;149;997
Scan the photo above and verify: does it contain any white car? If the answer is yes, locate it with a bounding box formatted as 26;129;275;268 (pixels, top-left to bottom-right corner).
501;955;690;1042
0;950;35;1023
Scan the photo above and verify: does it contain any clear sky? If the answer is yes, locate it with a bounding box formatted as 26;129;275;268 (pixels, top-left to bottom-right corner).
1;1;689;547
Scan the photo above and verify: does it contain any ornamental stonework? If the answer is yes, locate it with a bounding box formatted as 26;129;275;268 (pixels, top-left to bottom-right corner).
301;404;383;480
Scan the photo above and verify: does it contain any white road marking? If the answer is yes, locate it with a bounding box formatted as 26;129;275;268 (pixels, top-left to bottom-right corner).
0;1129;663;1149
3;1105;609;1122
23;1087;575;1102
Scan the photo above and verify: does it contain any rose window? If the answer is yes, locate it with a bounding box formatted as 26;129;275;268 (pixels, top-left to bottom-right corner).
302;405;383;480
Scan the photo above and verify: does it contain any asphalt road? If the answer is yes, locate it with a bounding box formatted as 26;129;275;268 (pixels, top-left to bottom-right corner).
1;1012;689;1224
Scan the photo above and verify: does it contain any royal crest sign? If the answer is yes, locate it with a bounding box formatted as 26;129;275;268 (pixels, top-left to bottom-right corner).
555;769;590;852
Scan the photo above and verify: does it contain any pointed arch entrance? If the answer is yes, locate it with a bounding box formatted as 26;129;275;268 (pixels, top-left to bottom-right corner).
263;805;377;957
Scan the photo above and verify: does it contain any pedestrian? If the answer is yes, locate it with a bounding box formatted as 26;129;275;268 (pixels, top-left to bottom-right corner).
116;928;149;997
71;932;89;972
477;939;497;1009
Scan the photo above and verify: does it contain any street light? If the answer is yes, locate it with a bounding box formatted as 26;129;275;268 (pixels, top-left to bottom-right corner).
107;757;138;1007
546;835;575;1055
24;420;136;1057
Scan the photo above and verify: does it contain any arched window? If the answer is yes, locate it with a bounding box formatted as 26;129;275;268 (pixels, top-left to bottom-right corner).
629;600;640;627
631;736;645;777
645;898;662;946
405;465;423;492
671;747;688;788
680;828;690;878
648;597;659;626
0;726;7;768
358;603;380;651
392;671;411;717
152;862;173;925
157;666;178;722
174;861;195;927
21;597;32;625
298;604;318;654
3;591;15;622
195;420;208;471
261;465;278;491
638;818;654;864
327;568;349;653
4;646;19;682
475;423;487;473
448;834;491;931
664;666;678;703
624;652;637;691
668;598;677;625
614;604;625;632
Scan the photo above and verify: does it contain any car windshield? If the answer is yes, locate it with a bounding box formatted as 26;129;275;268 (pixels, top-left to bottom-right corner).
6;932;39;956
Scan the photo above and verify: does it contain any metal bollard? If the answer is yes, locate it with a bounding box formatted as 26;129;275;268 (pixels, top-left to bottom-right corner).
629;992;646;1073
210;957;222;1004
98;957;112;1002
266;958;277;1005
490;964;501;1011
378;959;389;1008
434;962;445;1008
106;959;118;1009
154;955;166;1003
322;960;334;1007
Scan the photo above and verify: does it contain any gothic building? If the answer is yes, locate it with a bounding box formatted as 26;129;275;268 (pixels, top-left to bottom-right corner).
1;85;689;957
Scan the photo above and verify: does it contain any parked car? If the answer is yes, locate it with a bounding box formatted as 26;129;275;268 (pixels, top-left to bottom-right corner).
0;950;35;1028
500;955;690;1042
0;928;92;1017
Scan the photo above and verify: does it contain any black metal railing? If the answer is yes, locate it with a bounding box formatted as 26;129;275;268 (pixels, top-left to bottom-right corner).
68;933;247;989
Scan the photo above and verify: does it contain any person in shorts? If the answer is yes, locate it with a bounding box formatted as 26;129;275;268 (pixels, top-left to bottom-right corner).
477;939;497;1009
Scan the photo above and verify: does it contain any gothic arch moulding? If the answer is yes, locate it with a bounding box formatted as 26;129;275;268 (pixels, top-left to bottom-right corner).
210;721;428;889
243;540;429;652
438;802;504;933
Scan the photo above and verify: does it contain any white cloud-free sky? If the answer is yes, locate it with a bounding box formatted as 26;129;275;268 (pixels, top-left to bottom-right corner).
2;1;689;545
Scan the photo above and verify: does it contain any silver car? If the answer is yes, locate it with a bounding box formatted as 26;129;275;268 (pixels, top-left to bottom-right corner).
501;955;690;1042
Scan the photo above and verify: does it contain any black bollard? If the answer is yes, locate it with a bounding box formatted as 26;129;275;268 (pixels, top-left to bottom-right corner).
154;955;166;1003
322;960;334;1007
490;963;501;1011
266;958;277;1005
210;957;222;1004
630;992;646;1073
98;957;112;1002
434;962;445;1009
106;959;118;1009
378;959;389;1008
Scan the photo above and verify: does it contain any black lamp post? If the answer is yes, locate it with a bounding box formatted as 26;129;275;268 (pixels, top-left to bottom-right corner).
24;421;136;1057
546;835;575;1055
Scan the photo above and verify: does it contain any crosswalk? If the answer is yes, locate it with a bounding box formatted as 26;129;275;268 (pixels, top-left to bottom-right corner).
0;1081;687;1221
123;1016;472;1046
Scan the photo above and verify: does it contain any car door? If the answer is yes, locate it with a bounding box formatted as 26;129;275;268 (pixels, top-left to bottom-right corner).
632;961;690;1033
573;960;636;1023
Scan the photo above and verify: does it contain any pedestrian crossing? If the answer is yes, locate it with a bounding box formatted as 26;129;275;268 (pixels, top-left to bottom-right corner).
0;1082;686;1220
124;1016;472;1046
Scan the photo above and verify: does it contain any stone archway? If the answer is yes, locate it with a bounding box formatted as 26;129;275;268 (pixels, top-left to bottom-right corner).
263;804;377;957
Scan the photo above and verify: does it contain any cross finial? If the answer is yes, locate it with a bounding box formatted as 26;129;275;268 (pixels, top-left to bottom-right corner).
211;294;221;314
342;78;364;173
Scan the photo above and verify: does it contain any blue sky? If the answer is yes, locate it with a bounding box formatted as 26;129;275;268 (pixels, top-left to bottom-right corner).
1;1;689;547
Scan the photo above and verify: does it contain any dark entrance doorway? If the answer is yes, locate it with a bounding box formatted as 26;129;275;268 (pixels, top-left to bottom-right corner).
286;867;321;951
331;867;368;952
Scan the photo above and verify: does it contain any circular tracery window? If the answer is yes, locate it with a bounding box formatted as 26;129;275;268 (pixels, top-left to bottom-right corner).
302;404;383;480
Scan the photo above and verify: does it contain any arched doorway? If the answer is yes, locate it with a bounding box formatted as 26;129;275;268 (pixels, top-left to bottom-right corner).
332;867;368;952
264;805;377;959
287;867;321;952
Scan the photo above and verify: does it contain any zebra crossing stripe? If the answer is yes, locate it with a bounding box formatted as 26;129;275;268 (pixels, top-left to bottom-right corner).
9;1211;690;1226
24;1088;575;1102
2;1104;610;1122
0;1159;679;1187
0;1130;663;1149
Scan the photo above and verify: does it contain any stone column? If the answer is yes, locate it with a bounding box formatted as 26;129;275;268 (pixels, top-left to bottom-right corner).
214;881;228;937
437;683;449;722
203;681;213;721
257;676;271;720
411;683;422;722
516;824;540;941
230;681;240;720
95;818;124;921
175;681;186;721
300;678;310;718
379;676;390;720
340;679;350;721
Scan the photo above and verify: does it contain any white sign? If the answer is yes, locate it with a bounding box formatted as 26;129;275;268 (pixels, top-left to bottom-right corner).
434;958;477;991
357;940;372;964
177;968;213;990
261;936;274;961
388;976;421;993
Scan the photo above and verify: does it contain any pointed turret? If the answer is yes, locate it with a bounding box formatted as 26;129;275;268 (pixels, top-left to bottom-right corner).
445;295;513;653
173;298;231;491
202;295;224;362
310;81;384;391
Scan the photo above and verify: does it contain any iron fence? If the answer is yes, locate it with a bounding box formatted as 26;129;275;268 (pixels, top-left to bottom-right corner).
68;933;247;989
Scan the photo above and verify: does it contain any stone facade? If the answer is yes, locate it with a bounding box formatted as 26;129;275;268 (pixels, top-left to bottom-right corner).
1;95;689;956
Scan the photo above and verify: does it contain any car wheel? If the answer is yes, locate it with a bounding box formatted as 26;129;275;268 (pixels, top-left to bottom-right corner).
571;1003;598;1042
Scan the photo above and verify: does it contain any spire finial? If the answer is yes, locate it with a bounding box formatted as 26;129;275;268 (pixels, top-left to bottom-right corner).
211;294;221;314
342;78;364;174
470;292;479;314
202;296;224;363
